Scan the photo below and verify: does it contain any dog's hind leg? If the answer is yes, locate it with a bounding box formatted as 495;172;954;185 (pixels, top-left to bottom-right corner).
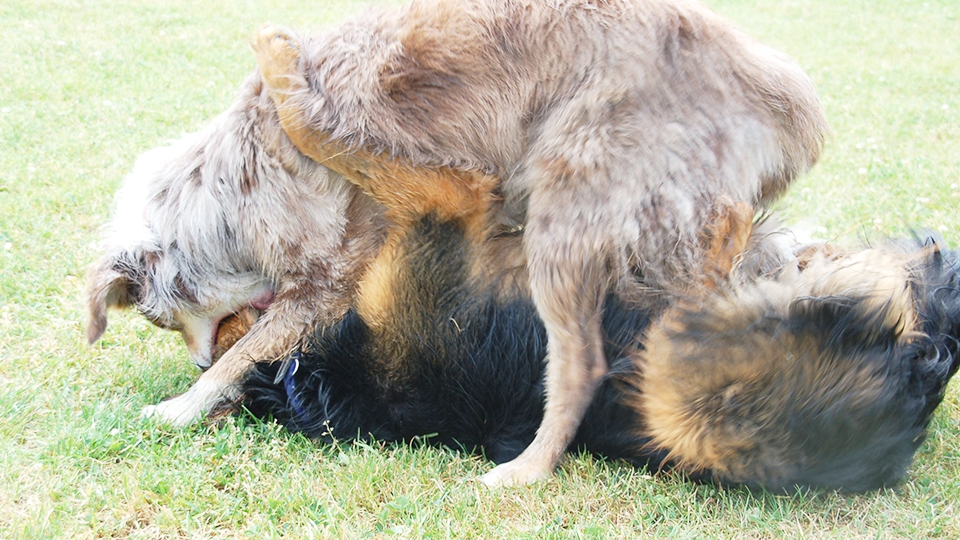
254;26;497;241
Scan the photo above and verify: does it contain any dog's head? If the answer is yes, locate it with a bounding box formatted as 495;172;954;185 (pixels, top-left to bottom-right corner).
85;245;274;369
86;74;362;368
85;137;277;368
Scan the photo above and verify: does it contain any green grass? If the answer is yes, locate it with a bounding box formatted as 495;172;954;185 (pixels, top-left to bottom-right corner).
1;0;959;537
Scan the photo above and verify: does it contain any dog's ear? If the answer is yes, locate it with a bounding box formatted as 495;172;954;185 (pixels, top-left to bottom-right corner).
85;256;137;344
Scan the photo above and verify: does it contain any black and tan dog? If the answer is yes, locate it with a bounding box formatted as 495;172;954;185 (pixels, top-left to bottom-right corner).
233;197;960;492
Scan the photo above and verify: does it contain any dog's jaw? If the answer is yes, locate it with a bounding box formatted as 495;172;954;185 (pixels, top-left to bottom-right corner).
179;285;276;369
179;313;220;369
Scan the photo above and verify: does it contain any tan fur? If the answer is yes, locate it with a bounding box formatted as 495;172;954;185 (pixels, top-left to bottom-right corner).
213;308;260;361
698;200;756;290
348;163;499;328
252;0;827;485
634;246;927;482
795;248;919;335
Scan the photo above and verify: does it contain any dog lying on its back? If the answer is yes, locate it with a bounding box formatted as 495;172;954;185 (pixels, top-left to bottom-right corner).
253;0;829;485
234;201;960;492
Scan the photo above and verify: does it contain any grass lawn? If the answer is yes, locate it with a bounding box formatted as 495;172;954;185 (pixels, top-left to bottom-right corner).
1;0;958;537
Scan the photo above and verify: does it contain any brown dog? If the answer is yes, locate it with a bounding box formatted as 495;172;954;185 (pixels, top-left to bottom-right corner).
252;0;828;485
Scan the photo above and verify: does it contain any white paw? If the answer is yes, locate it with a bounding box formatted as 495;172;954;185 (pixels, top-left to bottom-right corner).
141;378;232;426
141;396;205;427
478;458;553;488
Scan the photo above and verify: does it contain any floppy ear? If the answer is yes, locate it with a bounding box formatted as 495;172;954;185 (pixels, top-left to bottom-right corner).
85;257;136;344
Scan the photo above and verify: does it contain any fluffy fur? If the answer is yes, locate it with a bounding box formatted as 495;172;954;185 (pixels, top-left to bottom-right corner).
252;0;829;485
86;75;384;424
238;210;960;493
633;242;960;491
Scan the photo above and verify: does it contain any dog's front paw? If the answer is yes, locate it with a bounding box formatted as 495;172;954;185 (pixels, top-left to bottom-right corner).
254;24;303;102
141;378;233;427
141;398;203;427
478;456;554;488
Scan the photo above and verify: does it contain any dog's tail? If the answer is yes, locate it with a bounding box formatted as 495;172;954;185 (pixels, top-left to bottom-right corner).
631;239;960;492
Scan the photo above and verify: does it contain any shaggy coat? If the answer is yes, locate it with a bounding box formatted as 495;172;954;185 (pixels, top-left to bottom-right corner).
253;0;829;484
238;209;960;493
86;75;384;424
633;244;960;491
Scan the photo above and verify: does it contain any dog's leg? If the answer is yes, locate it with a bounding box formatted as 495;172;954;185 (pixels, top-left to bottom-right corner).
141;305;305;425
253;26;497;239
485;270;608;487
141;365;242;425
478;200;612;486
476;139;632;485
142;278;349;425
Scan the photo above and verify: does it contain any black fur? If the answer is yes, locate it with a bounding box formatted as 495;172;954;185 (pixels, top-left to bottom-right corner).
239;220;960;492
242;216;667;467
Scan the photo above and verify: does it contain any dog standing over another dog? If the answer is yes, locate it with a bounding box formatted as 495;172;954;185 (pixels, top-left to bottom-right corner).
253;0;828;485
86;0;830;487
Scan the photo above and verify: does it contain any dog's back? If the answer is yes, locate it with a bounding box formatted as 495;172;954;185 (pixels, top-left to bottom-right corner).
238;211;960;492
